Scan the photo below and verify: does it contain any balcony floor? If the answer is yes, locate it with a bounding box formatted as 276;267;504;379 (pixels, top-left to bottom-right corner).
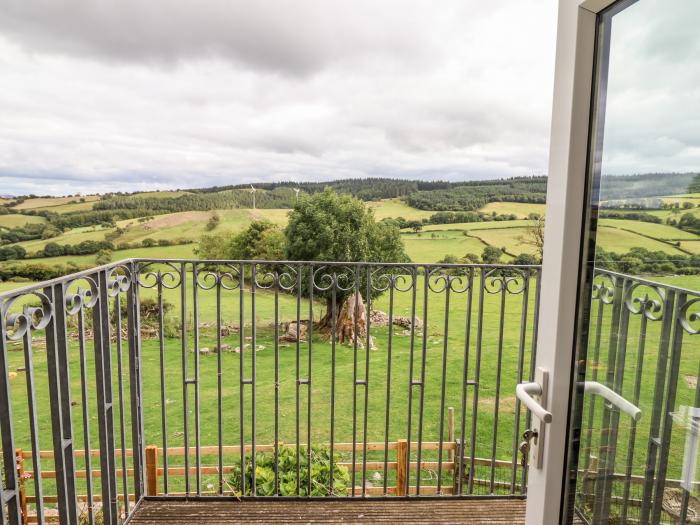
127;498;526;524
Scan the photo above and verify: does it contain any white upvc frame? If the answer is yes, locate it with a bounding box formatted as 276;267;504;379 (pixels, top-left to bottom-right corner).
524;0;624;523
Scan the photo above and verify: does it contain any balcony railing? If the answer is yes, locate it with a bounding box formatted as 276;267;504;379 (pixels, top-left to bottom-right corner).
0;259;697;524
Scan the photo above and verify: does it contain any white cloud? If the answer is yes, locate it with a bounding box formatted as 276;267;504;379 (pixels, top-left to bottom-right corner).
0;1;560;195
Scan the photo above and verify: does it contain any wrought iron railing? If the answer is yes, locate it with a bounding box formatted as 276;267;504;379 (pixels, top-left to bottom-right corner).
0;259;697;524
575;270;700;525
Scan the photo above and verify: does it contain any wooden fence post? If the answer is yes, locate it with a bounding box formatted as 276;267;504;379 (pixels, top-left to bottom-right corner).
145;445;158;496
447;407;455;462
453;439;461;495
396;439;408;497
16;449;27;525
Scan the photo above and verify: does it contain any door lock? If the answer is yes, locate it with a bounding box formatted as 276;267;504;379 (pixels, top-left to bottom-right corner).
519;429;539;469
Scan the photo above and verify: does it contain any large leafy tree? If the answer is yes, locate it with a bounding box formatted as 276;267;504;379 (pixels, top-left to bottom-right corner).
197;220;285;261
284;188;407;328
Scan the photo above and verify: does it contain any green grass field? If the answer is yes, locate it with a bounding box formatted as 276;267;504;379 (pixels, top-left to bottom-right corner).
401;231;488;262
0;214;47;229
479;202;545;218
467;227;535;256
2;268;698;505
598;219;699;240
4;197;700;285
12;195;100;211
595;225;687;255
368;199;434;221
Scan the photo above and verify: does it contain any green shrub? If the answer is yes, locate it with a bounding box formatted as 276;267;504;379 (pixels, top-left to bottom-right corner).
228;445;350;496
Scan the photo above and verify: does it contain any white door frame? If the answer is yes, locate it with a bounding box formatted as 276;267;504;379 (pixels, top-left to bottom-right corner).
524;0;626;523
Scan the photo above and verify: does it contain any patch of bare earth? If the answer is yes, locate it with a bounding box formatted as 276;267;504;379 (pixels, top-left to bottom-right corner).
478;395;517;414
144;211;211;229
685;375;698;389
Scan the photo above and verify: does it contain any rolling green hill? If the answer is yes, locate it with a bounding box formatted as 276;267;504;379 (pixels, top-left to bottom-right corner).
3;177;700;278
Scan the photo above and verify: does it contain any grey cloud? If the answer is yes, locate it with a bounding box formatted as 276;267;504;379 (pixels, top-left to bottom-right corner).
0;0;558;195
0;0;444;76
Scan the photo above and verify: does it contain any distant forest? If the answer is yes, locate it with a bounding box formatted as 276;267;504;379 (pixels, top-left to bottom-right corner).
600;172;700;200
4;173;699;217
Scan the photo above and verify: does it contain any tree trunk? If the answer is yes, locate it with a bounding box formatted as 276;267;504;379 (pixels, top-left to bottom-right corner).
317;292;374;348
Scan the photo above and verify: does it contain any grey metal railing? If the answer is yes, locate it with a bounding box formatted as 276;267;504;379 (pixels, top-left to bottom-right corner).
0;259;697;524
574;270;700;525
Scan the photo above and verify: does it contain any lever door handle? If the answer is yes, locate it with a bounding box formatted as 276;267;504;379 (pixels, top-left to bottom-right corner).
516;382;553;423
583;381;641;421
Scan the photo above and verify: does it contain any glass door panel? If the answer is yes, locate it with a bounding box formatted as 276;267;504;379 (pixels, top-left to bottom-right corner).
569;1;700;524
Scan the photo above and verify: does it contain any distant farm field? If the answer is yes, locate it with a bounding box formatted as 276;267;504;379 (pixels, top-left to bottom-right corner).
12;195;100;211
0;214;47;229
369;199;434;221
468;227;535;255
3;193;700;277
4;244;198;269
401;231;488;262
598;219;698;240
596;225;686;255
479;202;545;218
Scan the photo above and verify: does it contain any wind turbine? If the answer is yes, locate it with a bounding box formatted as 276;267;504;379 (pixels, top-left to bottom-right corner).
294;188;300;202
249;184;256;209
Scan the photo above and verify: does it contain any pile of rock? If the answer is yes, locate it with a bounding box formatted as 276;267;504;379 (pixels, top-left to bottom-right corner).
393;315;423;330
369;310;390;326
280;321;307;342
368;310;423;331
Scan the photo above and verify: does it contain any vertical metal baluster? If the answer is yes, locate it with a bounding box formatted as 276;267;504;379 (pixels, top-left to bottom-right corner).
601;279;631;521
579;277;605;507
251;264;257;495
511;270;530;494
405;269;418;497
238;263;246;495
640;289;675;525
77;305;95;525
216;276;223;494
468;269;486;495
91;272;118;524
127;262;145;503
329;271;337;495
114;294;129;515
179;262;188;496
593;277;624;523
273;270;280;496
307;265;314;495
48;282;79;525
522;270;541;494
651;291;686;524
678;359;700;524
22;311;44;524
351;267;360;497
0;300;21;525
457;269;474;496
489;276;507;494
382;272;396;496
436;275;451;494
295;267;302;495
158;274;169;494
415;266;430;495
193;264;202;495
361;266;372;496
620;305;648;524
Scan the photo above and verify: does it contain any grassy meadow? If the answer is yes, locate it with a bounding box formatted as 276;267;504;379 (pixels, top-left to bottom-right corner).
2;189;700;511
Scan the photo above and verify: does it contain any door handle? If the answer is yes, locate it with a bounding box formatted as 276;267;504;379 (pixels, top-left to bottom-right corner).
583;381;641;421
515;367;550;469
516;382;553;423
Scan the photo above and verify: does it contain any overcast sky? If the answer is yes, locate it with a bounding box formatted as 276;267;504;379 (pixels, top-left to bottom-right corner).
0;1;559;196
0;1;697;197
